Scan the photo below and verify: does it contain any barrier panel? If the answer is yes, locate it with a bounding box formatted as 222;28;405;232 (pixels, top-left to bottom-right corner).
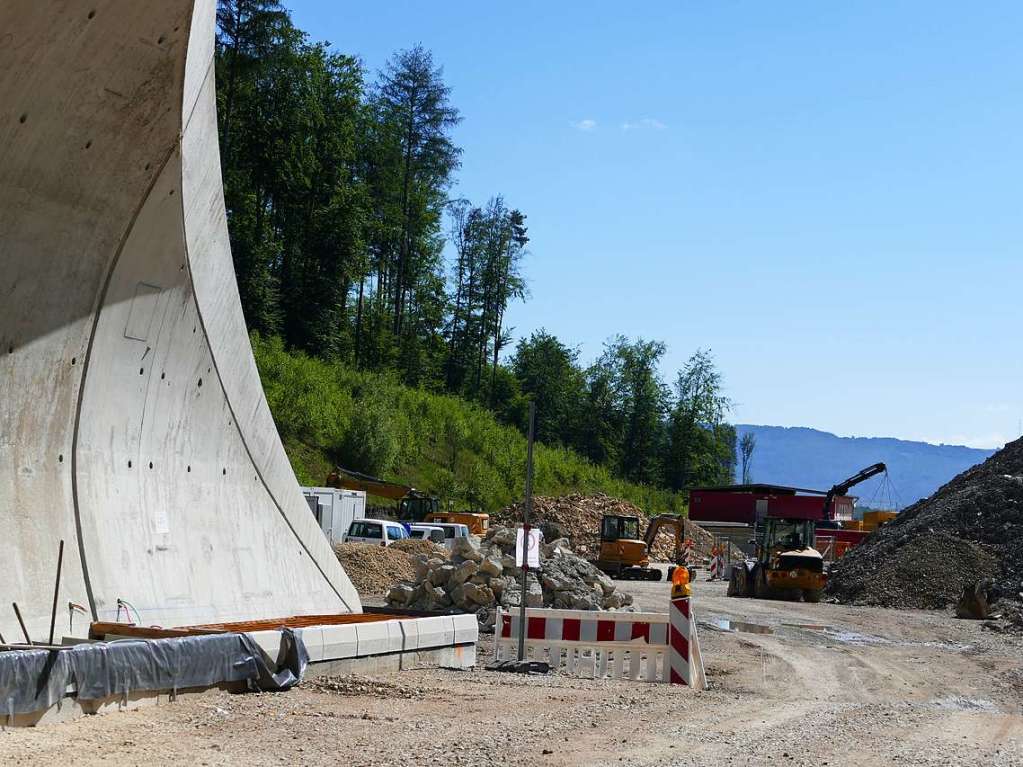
494;606;704;687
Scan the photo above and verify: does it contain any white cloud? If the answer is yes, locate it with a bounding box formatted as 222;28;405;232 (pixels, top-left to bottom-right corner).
570;118;598;132
622;117;667;132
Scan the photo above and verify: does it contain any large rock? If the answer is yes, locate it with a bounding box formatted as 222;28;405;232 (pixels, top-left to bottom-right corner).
449;583;469;610
451;537;483;563
413;555;432;582
423;584;450;609
488;527;517;548
429;563;457;588
462;582;495;606
480;555;503;577
387;582;415;606
449;560;478;587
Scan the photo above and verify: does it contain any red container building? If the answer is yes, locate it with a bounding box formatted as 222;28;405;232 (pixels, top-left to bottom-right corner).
688;483;855;525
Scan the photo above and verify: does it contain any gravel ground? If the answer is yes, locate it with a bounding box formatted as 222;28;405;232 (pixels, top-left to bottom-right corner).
0;580;1020;766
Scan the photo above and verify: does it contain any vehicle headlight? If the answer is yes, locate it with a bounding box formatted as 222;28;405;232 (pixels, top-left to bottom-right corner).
789;570;799;578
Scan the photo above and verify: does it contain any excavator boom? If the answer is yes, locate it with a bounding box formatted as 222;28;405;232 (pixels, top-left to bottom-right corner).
820;462;887;519
325;467;413;501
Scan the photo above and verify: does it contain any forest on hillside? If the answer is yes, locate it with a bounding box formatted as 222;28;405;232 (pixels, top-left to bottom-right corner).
216;0;736;495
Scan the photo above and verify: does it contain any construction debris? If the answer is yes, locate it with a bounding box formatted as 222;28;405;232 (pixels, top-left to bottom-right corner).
385;527;634;628
306;675;433;699
388;539;450;558
334;543;410;596
828;437;1023;630
491;494;741;563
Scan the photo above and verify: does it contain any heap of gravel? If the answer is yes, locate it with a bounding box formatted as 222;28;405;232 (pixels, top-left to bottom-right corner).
828;437;1023;620
334;540;448;596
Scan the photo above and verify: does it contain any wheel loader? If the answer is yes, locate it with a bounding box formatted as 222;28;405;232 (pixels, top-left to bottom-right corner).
726;517;826;602
726;462;888;602
594;513;694;582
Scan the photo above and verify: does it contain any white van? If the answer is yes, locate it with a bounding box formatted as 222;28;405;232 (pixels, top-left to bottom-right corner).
343;518;410;546
409;524;447;544
426;522;470;548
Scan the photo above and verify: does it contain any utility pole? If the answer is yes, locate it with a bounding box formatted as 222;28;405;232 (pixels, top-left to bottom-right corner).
517;400;536;661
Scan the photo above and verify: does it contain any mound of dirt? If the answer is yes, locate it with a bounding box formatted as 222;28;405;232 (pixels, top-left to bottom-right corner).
389;538;449;558
828;437;1023;619
334;541;446;596
491;493;740;563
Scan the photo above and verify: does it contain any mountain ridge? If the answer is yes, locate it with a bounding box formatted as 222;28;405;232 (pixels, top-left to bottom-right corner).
735;424;997;507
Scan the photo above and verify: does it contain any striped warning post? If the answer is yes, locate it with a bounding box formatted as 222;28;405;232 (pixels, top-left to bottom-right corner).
668;596;692;686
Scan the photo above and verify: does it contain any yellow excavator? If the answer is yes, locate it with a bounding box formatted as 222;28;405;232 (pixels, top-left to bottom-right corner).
325;467;489;535
594;514;693;582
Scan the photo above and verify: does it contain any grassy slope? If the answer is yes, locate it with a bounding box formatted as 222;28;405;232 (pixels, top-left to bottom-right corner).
252;334;686;515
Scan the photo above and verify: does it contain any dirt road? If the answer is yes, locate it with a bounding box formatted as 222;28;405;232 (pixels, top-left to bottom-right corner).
1;579;1020;766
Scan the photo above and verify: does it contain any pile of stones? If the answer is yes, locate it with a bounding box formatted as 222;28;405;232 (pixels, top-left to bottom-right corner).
385;526;634;629
828;437;1023;629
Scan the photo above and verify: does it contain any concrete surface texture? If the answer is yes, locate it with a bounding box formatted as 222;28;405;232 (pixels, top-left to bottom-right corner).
0;0;360;642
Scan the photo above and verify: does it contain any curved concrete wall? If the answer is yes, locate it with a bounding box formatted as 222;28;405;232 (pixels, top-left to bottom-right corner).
0;0;360;641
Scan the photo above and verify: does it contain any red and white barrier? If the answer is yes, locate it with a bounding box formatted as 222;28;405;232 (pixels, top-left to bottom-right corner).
494;608;670;681
495;604;705;689
708;556;723;580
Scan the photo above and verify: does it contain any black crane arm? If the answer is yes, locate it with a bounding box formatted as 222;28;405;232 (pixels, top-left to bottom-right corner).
820;462;887;519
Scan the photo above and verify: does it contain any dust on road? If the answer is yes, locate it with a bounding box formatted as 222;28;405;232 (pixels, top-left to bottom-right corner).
1;580;1020;767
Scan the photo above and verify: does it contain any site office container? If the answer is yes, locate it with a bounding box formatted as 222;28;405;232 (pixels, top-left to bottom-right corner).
301;486;367;545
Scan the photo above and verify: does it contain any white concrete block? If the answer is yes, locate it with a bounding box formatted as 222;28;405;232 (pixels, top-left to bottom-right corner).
320;624;358;660
400;619;420;652
452;614;479;645
414;616;455;650
355;621;391;657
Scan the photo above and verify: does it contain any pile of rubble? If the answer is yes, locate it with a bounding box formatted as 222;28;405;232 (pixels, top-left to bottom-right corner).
828;438;1023;628
492;493;740;562
385;526;633;629
334;541;447;596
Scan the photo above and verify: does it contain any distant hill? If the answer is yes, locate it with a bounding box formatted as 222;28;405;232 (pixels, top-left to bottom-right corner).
735;425;996;508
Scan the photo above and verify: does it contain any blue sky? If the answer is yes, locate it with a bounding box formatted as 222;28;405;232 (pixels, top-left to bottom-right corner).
287;1;1022;449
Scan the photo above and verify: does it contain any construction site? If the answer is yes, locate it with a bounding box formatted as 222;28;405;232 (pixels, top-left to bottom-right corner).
1;1;1022;765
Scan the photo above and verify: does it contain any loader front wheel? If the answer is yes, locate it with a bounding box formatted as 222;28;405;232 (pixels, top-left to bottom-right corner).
803;588;823;603
727;565;748;598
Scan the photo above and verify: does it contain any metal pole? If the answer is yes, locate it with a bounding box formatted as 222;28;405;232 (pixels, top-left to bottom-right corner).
517;400;536;662
12;603;31;645
48;539;65;646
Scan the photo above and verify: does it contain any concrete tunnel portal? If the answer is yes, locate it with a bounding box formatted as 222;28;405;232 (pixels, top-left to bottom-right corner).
0;0;361;643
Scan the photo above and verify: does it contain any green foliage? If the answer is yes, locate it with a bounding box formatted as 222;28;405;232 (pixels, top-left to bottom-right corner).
221;3;738;503
252;334;686;514
664;350;736;491
510;329;585;447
